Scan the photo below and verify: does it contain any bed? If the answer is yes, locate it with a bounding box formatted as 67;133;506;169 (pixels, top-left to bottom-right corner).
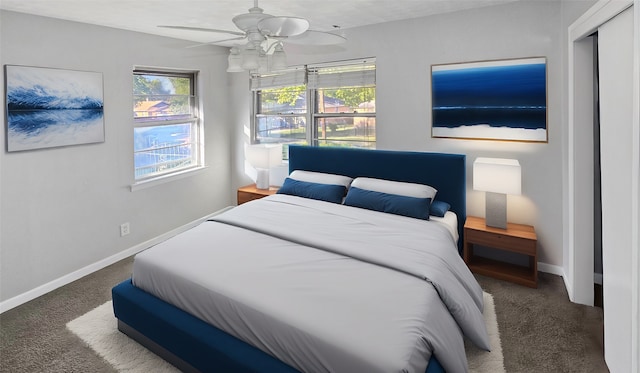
112;145;489;373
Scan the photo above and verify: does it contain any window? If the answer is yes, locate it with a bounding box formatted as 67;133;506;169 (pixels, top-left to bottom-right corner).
133;69;201;181
251;59;376;158
252;67;308;155
308;61;376;149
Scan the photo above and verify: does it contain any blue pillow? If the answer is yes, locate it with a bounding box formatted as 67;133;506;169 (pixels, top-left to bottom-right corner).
343;186;431;220
430;201;451;217
277;178;347;204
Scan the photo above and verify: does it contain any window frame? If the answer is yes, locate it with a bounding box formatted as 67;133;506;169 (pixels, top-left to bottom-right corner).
132;68;204;188
310;91;376;148
250;58;376;157
252;83;308;146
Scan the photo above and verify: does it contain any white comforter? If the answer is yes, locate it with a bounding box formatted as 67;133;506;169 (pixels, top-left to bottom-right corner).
133;195;489;373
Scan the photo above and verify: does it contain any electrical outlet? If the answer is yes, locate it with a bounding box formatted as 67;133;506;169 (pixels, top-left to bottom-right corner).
120;222;130;237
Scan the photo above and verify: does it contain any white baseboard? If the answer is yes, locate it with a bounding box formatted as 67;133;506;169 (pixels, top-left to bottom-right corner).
538;261;603;285
537;261;564;276
537;262;603;299
563;273;575;302
0;207;234;314
538;262;576;300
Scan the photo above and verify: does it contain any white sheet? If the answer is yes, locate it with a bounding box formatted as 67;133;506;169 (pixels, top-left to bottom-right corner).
133;195;486;373
430;210;459;243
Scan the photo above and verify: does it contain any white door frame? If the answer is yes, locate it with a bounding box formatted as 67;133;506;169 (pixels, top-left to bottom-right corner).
566;1;639;372
632;2;640;372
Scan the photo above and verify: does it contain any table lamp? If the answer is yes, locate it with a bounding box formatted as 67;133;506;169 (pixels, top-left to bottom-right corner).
246;144;283;190
473;157;521;229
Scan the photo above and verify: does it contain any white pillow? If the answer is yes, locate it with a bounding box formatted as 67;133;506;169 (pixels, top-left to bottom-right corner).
351;177;437;199
289;170;353;188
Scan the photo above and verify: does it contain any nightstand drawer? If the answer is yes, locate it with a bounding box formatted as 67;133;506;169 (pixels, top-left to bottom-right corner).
237;184;279;205
237;191;264;205
465;229;536;255
238;192;263;205
464;216;538;288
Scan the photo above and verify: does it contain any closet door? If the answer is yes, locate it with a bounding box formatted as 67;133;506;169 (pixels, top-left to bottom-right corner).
597;7;634;373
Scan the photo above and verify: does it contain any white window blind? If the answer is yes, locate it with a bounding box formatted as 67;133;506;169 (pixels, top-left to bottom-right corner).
250;57;376;153
307;58;376;89
250;68;306;91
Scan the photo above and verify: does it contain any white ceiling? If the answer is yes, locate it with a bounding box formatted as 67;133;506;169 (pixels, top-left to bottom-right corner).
0;0;520;46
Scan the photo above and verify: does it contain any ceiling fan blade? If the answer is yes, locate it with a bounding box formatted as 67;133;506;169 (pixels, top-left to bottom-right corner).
258;16;309;37
158;25;245;36
185;36;247;49
285;30;347;46
210;36;248;44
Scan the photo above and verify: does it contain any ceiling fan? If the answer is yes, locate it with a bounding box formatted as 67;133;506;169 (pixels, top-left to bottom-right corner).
159;0;346;73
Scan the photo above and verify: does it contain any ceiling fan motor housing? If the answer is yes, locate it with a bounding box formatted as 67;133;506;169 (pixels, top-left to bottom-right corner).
232;6;271;33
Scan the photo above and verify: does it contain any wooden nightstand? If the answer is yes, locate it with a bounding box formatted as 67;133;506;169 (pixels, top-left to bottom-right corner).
237;184;279;205
464;216;538;288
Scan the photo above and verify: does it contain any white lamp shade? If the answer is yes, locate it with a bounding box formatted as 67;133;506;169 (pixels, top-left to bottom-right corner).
245;144;283;169
473;158;521;195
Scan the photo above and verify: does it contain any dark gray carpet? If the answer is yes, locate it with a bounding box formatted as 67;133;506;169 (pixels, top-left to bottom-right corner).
0;257;607;373
477;273;607;373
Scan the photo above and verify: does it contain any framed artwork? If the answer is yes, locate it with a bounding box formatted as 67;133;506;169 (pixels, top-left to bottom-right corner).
5;65;104;152
431;57;547;142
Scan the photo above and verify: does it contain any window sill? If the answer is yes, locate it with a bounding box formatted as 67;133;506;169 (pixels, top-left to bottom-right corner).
130;166;208;192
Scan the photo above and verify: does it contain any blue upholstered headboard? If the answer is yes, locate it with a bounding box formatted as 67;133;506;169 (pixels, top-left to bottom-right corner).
288;145;467;254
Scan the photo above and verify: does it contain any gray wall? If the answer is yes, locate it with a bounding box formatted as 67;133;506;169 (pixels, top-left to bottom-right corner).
0;11;233;303
232;0;596;271
1;0;599;307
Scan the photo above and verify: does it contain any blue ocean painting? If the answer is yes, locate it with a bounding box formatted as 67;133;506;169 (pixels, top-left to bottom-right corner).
6;65;104;151
431;58;547;142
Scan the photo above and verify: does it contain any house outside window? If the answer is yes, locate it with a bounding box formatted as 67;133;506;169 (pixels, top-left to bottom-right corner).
133;69;202;181
251;58;376;158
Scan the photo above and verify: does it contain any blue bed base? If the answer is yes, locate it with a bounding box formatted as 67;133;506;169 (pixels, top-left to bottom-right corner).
112;146;467;373
112;279;445;373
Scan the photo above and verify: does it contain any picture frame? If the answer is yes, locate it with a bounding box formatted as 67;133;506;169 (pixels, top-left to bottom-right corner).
431;57;547;142
5;65;105;152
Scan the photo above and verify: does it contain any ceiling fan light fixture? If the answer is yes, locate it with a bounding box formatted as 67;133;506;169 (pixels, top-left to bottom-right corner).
241;47;260;71
257;49;269;74
227;47;244;73
270;43;287;71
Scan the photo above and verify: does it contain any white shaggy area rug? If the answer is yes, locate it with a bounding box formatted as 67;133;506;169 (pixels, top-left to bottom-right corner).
67;292;504;373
